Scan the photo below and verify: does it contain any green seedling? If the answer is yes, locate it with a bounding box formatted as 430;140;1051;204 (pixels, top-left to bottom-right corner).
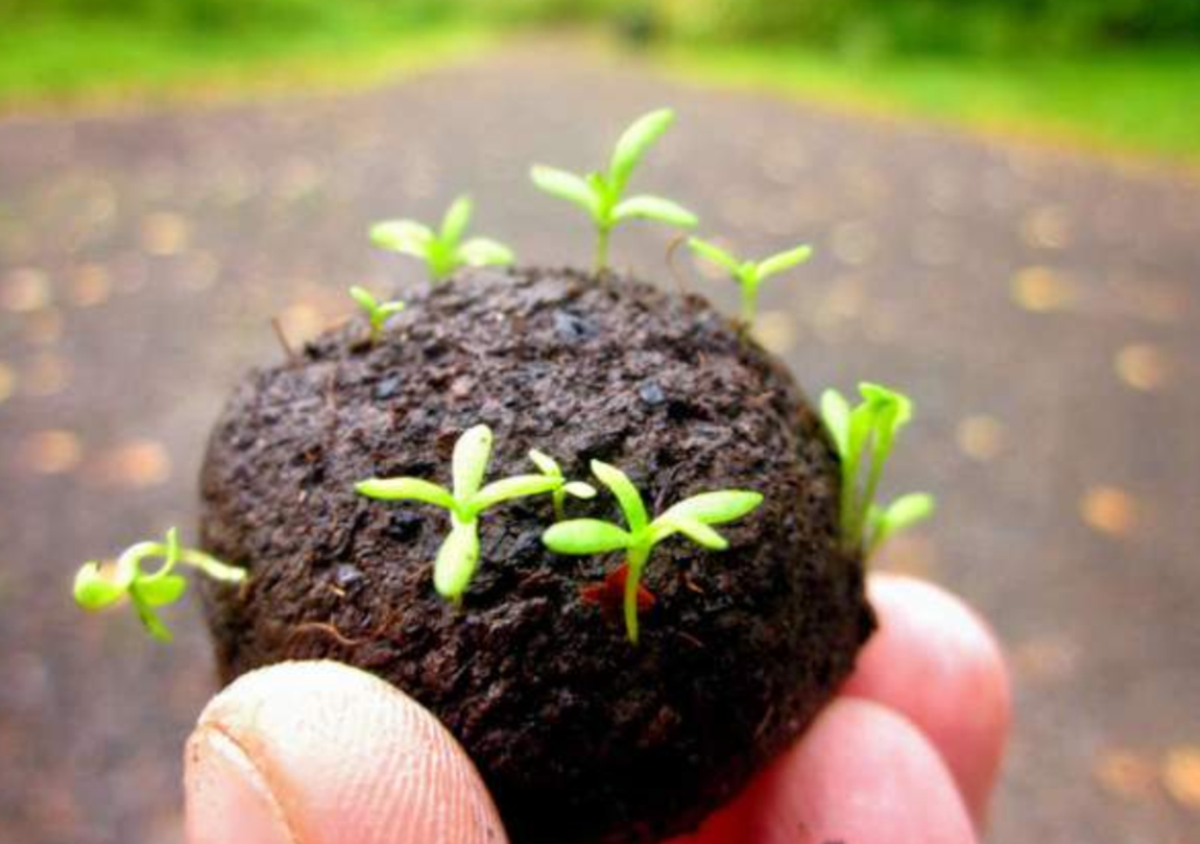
543;460;762;644
349;285;406;344
820;382;936;556
370;195;515;282
356;425;563;601
528;449;597;521
72;527;246;642
531;107;698;272
687;237;813;326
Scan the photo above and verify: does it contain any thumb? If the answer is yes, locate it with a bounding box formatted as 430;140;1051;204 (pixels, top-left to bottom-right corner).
184;660;508;844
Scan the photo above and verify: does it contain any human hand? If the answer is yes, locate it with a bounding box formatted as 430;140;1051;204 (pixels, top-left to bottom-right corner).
183;574;1010;844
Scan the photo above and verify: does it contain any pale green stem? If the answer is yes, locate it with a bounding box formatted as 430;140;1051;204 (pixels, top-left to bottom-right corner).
116;541;165;583
624;544;651;645
595;225;612;273
857;435;888;553
124;542;245;584
740;275;761;326
861;417;905;554
839;450;862;553
428;242;459;283
866;518;888;558
179;548;247;583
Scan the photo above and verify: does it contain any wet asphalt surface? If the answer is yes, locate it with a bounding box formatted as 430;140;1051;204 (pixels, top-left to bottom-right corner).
1;44;1198;844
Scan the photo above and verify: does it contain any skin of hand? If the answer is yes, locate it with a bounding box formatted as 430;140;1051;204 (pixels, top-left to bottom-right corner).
184;574;1011;844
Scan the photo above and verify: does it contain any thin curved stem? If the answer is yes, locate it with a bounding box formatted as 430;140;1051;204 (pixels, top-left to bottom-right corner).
180;548;247;583
120;540;245;584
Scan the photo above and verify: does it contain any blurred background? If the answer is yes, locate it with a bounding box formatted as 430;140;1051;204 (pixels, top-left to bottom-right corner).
1;2;1197;843
3;0;1200;159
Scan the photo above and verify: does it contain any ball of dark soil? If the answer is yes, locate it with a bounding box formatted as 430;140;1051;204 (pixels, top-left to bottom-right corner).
198;267;875;844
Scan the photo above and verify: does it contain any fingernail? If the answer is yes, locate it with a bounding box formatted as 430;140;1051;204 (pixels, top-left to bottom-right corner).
185;726;296;844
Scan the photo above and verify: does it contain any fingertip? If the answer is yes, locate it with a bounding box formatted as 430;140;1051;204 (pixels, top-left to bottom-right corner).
674;698;978;844
185;725;296;844
185;660;507;844
843;574;1011;826
779;699;980;844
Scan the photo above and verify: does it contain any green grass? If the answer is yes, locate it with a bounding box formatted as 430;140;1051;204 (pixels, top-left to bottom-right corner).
657;42;1200;165
2;12;1196;166
0;15;489;109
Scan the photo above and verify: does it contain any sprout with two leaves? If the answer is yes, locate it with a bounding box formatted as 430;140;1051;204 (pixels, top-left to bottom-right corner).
820;382;935;557
370;195;515;283
528;449;597;521
72;528;247;641
531;108;698;272
355;426;587;601
349;286;405;344
687;238;813;327
542;461;762;644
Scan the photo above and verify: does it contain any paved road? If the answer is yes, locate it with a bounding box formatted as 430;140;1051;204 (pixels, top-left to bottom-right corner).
1;44;1198;844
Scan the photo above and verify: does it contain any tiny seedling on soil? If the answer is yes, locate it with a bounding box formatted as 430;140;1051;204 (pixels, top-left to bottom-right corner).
349;285;405;344
528;448;597;521
370;195;515;282
355;425;562;601
542;460;762;644
687;237;813;326
531;108;698;272
820;382;935;556
72;527;246;642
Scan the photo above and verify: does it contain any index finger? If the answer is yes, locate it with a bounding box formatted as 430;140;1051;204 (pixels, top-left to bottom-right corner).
666;574;1010;843
842;574;1011;825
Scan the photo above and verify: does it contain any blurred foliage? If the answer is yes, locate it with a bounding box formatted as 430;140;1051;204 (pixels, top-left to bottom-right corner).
0;0;1196;160
0;11;488;106
3;0;1198;51
664;42;1200;161
0;0;458;31
674;0;1200;53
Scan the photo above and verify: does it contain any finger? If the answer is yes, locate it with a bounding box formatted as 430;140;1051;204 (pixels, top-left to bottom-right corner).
669;698;978;844
184;660;508;844
841;574;1011;825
